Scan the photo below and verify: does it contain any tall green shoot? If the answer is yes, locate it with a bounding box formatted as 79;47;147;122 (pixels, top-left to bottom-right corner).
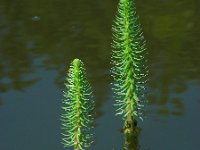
111;0;148;134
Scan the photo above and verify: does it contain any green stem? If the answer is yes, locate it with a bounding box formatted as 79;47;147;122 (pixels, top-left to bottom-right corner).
74;60;82;149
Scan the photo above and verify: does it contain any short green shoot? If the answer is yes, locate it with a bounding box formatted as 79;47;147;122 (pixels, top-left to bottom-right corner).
61;59;94;150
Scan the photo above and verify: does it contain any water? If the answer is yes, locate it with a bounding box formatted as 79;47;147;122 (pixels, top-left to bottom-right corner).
0;0;200;149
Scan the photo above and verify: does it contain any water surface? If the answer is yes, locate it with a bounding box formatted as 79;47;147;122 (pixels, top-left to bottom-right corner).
0;0;200;149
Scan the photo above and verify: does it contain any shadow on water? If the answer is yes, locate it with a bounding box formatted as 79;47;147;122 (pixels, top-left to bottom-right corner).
0;0;200;150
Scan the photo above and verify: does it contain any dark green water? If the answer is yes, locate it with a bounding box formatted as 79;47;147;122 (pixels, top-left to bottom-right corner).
0;0;200;149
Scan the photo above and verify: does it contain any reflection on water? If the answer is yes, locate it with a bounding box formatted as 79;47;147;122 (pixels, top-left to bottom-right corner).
139;0;200;119
123;127;141;150
0;0;115;118
0;0;200;150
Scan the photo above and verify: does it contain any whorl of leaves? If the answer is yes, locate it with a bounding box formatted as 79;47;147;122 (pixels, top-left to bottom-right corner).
61;59;94;150
111;0;148;120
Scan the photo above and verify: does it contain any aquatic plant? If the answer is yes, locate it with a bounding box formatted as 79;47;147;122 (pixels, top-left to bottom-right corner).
61;58;94;150
111;0;148;133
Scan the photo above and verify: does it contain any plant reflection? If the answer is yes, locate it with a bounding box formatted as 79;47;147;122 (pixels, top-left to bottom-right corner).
123;125;141;150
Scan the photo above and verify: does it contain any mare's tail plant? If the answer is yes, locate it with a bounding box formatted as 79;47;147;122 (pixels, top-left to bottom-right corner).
111;0;148;134
61;58;94;150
